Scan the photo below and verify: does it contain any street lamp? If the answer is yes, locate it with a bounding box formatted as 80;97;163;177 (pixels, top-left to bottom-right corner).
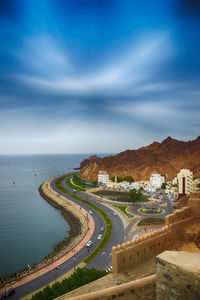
73;256;76;272
27;265;31;272
55;267;60;283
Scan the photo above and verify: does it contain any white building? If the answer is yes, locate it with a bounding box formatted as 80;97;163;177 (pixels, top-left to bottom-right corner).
150;174;165;188
177;169;193;196
98;171;109;184
172;177;178;185
120;181;130;189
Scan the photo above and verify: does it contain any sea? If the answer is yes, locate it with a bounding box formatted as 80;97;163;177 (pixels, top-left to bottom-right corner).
0;154;94;277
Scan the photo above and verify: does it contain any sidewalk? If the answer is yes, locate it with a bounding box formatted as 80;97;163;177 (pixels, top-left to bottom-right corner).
0;179;95;294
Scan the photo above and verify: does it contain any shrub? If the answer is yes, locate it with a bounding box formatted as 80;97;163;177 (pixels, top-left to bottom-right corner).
31;268;107;300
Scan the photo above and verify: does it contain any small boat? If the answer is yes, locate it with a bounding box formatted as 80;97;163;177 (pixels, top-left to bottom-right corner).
13;181;15;184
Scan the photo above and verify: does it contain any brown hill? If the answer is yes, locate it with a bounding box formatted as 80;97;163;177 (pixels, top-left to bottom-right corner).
80;136;200;182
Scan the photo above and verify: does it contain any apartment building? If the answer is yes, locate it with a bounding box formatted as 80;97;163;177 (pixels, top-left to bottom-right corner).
150;173;165;188
98;170;109;184
177;169;193;196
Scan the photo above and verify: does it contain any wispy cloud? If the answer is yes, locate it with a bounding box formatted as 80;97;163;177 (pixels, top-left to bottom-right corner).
16;34;71;78
16;32;173;96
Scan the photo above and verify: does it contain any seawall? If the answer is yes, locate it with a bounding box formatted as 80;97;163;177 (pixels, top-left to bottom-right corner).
0;176;90;289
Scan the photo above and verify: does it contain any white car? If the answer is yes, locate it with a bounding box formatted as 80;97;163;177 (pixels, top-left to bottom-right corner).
86;240;92;247
89;210;93;214
133;234;139;239
97;234;102;240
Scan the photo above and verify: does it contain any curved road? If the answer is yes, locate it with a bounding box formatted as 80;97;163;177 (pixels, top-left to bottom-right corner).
127;195;173;218
11;176;124;299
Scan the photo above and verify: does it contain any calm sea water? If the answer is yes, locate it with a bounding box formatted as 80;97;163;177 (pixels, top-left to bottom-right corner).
0;154;91;276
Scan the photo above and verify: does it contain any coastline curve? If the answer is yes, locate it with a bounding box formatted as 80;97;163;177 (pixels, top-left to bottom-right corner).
0;176;95;291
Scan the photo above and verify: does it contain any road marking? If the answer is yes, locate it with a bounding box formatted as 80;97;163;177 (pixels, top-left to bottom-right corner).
100;251;105;256
109;253;112;257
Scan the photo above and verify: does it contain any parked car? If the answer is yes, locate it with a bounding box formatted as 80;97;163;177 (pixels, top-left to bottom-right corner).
113;212;117;216
86;240;92;247
97;234;102;240
88;210;93;214
0;288;15;299
133;234;139;239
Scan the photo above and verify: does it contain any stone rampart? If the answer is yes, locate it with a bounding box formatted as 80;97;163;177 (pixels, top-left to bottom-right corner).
56;274;156;300
112;207;193;274
188;190;200;220
156;251;200;300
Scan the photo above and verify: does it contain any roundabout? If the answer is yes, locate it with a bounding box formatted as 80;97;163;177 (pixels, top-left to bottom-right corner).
139;206;163;214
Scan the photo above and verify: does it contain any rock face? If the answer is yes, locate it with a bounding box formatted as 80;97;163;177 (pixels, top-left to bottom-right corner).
80;136;200;182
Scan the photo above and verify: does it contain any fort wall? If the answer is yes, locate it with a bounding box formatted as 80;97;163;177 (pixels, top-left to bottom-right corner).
112;207;193;274
57;274;156;300
188;190;200;220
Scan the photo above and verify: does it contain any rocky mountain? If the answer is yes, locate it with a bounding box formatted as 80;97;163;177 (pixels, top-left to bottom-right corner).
80;136;200;182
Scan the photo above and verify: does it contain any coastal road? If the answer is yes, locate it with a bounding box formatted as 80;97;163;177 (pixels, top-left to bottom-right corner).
59;178;124;269
12;176;124;299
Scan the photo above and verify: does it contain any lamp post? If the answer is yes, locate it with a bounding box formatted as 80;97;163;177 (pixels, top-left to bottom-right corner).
55;267;60;283
73;256;76;273
72;250;76;272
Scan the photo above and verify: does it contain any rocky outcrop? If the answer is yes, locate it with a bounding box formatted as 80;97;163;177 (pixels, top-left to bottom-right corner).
80;136;200;182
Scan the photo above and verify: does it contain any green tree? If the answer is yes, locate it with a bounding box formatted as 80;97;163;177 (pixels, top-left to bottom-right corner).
31;268;107;300
161;183;167;190
172;184;178;187
111;176;121;182
197;183;200;188
129;189;142;202
121;176;134;183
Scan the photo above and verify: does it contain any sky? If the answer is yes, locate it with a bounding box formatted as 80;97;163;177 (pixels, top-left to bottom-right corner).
0;0;200;154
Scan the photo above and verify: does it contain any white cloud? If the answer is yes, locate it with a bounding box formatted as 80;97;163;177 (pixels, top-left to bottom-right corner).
16;32;173;96
16;34;71;78
0;100;199;155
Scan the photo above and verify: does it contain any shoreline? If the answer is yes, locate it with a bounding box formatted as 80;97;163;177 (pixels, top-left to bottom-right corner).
0;177;89;289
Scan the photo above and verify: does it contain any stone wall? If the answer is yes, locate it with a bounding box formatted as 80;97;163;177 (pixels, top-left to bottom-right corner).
188;190;200;220
156;251;200;300
112;207;193;274
56;274;156;300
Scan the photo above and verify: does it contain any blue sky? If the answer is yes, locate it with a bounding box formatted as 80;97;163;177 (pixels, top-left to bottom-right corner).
0;0;200;154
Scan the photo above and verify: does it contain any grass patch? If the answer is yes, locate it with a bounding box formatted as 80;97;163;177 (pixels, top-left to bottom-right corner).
114;205;134;218
140;207;162;214
54;175;112;263
137;218;165;226
65;177;86;192
93;190;148;202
